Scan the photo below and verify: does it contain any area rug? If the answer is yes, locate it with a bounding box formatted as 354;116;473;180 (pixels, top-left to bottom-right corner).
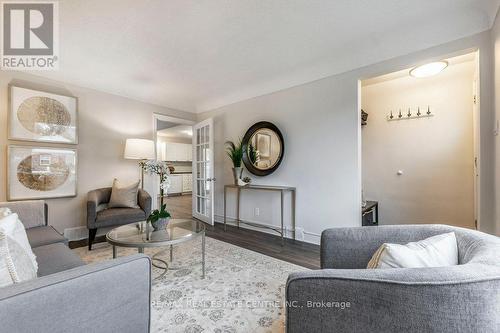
73;237;308;333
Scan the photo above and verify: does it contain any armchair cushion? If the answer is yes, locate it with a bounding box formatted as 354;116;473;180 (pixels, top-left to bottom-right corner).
95;208;146;228
108;179;140;209
26;226;67;248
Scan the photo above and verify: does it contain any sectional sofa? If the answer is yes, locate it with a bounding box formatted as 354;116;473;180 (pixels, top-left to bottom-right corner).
0;200;151;333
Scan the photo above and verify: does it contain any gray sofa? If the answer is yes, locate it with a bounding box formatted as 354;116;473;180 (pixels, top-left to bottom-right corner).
0;200;151;333
286;225;500;333
87;187;152;250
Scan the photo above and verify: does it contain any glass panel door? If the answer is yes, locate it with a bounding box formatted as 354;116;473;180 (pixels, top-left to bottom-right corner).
192;118;214;224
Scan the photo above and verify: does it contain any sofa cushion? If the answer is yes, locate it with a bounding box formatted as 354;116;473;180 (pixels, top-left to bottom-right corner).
26;226;66;248
96;208;146;228
0;212;38;273
32;243;84;277
0;231;37;287
0;201;45;229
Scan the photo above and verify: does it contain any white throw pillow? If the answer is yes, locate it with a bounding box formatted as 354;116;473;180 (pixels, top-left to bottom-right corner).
0;231;37;287
108;179;140;209
0;213;38;273
367;232;458;269
0;207;12;218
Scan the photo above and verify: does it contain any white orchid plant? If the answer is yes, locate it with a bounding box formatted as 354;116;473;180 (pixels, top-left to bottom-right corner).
139;160;171;206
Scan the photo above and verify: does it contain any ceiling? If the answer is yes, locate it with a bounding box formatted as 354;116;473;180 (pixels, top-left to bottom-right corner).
34;0;499;113
362;52;477;86
157;125;193;139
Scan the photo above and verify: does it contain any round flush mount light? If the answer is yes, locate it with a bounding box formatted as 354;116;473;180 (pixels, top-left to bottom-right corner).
409;61;448;78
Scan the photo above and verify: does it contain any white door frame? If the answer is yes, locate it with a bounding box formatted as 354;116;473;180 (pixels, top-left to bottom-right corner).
357;49;481;228
472;51;481;230
152;113;195;209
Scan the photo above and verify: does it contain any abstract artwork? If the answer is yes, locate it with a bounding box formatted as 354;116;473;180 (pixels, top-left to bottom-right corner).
8;146;77;200
9;86;78;144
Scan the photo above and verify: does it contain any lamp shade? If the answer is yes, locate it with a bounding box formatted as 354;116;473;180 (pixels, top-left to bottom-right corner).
124;138;155;160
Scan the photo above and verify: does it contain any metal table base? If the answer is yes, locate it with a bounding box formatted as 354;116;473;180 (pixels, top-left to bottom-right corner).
223;184;296;246
110;230;206;280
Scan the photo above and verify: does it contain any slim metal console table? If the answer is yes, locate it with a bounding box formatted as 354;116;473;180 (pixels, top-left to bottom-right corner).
223;184;296;245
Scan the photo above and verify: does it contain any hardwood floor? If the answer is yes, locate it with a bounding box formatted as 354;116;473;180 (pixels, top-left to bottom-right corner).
70;194;320;269
163;194;193;219
207;223;320;269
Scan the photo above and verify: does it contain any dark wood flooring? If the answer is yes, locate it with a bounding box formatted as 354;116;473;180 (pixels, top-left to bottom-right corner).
70;194;320;269
207;223;320;269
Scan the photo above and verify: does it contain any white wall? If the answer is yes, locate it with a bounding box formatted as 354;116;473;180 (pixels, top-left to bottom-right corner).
362;61;475;228
198;31;496;243
0;72;196;236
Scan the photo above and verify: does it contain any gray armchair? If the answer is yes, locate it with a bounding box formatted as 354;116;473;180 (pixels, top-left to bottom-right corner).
286;225;500;333
87;187;152;250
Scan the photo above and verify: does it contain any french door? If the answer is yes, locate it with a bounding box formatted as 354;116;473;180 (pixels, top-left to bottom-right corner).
192;118;215;225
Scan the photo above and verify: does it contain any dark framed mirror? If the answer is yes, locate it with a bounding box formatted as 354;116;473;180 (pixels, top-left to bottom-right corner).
242;121;284;176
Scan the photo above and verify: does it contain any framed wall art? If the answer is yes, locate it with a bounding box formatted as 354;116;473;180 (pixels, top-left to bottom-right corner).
8;145;77;200
9;85;78;144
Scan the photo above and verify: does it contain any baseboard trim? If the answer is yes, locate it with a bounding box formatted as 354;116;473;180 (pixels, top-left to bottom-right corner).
63;226;107;242
214;214;320;244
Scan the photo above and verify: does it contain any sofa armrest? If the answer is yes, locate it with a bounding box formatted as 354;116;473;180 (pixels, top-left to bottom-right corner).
286;265;500;333
87;188;112;229
138;189;152;217
0;254;151;333
321;225;458;269
0;200;47;228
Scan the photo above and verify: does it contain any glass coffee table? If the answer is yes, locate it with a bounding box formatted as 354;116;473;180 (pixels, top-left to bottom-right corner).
106;219;206;280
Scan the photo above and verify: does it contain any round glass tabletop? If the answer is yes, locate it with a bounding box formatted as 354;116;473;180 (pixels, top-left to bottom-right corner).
106;219;206;248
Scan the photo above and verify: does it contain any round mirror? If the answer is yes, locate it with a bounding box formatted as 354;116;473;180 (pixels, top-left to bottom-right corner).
242;121;284;176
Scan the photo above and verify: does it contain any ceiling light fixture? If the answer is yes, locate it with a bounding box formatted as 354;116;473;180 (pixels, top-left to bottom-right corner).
409;61;448;78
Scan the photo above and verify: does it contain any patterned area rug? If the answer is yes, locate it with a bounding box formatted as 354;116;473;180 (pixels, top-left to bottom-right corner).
73;237;307;333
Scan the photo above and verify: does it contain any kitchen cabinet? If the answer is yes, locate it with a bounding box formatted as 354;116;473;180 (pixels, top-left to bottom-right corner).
167;174;193;194
182;174;192;192
167;175;183;194
165;143;192;162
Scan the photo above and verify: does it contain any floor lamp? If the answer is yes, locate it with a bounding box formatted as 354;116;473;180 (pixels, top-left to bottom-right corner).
124;138;155;189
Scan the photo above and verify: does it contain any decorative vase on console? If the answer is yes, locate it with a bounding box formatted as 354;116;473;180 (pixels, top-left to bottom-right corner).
225;139;244;185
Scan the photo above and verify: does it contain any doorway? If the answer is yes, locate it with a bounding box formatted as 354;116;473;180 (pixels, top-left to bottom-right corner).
154;115;195;219
359;51;480;229
153;114;215;225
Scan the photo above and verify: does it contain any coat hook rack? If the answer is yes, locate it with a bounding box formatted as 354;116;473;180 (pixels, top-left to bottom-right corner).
387;106;434;121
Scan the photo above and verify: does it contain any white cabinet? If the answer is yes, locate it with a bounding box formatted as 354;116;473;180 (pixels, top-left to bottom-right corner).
167;174;192;194
182;174;192;192
165;143;192;162
167;175;183;194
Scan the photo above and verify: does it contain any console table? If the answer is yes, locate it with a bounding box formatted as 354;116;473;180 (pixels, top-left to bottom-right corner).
223;184;296;245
